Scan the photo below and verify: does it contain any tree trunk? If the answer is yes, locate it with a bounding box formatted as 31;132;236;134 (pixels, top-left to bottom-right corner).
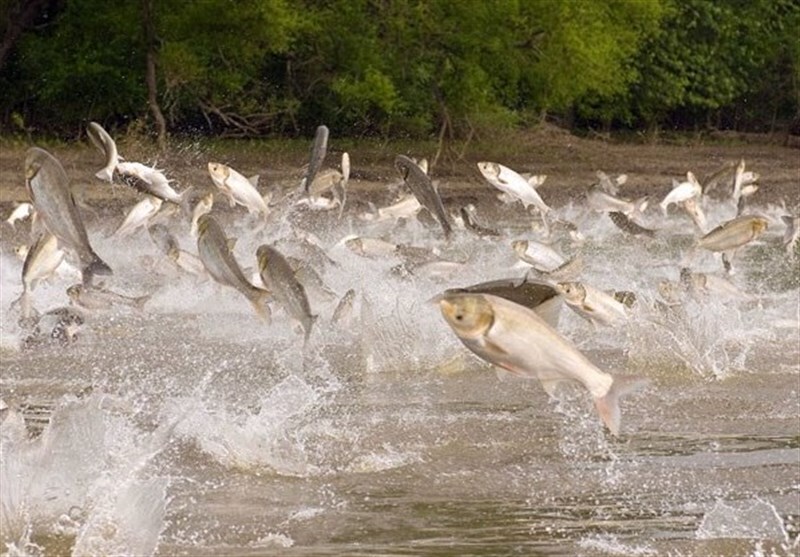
141;0;167;151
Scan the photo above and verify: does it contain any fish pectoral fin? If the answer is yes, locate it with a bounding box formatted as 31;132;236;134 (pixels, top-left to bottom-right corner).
226;238;237;251
248;175;260;187
482;338;510;360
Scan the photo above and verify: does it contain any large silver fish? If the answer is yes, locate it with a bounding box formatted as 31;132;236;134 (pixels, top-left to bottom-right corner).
608;211;656;237
114;195;163;237
116;161;189;206
207;163;268;217
696;215;768;252
256;245;316;343
477;161;551;215
197;214;270;320
86;121;121;182
67;284;150;311
555;281;628;327
25;147;112;284
12;232;65;321
439;292;646;436
395;155;452;238
303;125;329;193
586;185;648;216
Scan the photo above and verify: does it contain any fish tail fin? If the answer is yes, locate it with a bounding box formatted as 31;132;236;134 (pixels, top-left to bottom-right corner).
250;289;272;323
95;168;114;183
82;255;113;285
594;375;649;436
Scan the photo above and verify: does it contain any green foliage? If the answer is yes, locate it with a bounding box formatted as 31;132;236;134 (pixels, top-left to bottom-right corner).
0;0;795;138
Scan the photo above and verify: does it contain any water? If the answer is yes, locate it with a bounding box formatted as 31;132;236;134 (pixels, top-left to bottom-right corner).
1;190;798;556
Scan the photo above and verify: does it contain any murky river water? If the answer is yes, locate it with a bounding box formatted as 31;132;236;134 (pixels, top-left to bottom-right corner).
1;184;798;556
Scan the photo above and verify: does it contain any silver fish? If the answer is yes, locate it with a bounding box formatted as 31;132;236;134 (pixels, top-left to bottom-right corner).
586;185;648;216
11;232;65;321
207;163;268;217
256;245;316;343
660;173;701;215
25;147;112;284
87;121;121;182
67;284;150;311
303;125;329;193
608;211;656;237
460;205;501;237
197;214;270;320
148;224;179;257
190;193;214;237
697;215;768;252
439;292;647;435
116;161;189;205
555;281;628;327
512;239;565;272
5;202;34;227
679;197;707;234
477;161;551;215
395;155;452;238
114;195;163;237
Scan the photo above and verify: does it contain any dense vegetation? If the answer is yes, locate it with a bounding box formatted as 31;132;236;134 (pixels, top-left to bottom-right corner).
1;0;798;142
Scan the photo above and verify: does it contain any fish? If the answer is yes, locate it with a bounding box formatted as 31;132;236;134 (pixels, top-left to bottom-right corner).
114;195;163;237
782;215;799;258
555;281;628;327
700;161;735;195
660;172;701;215
732;159;759;205
395;155;452;238
696;215;768;252
608;211;656;237
10;232;65;321
477;161;551;216
256;245;316;343
595;170;627;195
525;255;584;283
331;288;356;326
512;239;565;272
207;162;269;217
360;194;422;223
344;236;398;258
679;196;707;233
196;214;271;320
116;161;189;206
5;202;34;227
24;147;112;284
67;284;150;311
443;276;562;328
190;193;214;237
586;185;648;217
86;121;121;182
303;125;329;193
438;292;647;435
336;152;350;219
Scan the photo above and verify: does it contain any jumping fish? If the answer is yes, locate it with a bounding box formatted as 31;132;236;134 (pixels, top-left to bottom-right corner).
207;162;269;217
732;159;759;205
337;152;350;218
586;185;648;217
12;232;65;320
5;202;34;227
190;193;214;237
116;161;188;205
395;155;452;238
331;288;356;326
67;284;150;311
679;196;707;233
86;121;121;182
256;245;316;343
114;195;162;237
148;224;179;256
460;205;501;237
359;194;421;224
477;161;551;216
512;239;565;272
679;268;751;301
25;147;112;284
344;236;398;258
555;281;628;327
196;214;271;320
608;212;656;237
438;292;647;435
696;215;769;252
660;172;701;215
303;125;329;193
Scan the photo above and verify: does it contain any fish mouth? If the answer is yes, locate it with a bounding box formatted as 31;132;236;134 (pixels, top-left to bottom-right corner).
438;298;457;319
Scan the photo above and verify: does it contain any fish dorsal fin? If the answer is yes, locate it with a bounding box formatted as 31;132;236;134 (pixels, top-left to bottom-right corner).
248;175;259;187
227;238;237;251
